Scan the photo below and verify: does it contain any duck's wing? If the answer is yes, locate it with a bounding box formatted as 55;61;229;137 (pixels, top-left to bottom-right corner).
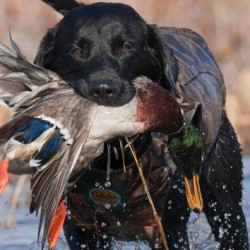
0;39;99;247
160;27;225;153
0;37;66;174
0;84;97;248
0;35;62;107
27;89;97;248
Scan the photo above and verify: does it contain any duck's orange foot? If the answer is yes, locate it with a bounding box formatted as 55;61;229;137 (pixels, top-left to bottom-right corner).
0;158;9;195
184;174;203;213
48;200;66;250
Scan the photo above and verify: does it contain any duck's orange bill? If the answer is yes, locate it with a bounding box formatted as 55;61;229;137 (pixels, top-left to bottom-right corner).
184;174;203;213
48;200;66;250
0;158;9;195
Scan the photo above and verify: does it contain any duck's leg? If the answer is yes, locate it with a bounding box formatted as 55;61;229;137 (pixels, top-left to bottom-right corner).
201;112;248;249
0;158;9;195
47;200;67;249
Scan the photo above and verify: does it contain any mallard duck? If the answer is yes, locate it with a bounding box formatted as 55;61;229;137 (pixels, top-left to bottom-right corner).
0;39;183;249
159;27;225;214
168;116;204;212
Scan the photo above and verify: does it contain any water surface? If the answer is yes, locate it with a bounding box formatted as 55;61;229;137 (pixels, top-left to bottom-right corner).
0;158;249;250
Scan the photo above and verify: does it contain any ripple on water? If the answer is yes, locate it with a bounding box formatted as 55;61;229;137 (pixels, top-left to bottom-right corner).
0;158;249;249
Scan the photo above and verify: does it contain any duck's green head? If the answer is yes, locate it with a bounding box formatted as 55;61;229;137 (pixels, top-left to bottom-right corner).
168;116;203;179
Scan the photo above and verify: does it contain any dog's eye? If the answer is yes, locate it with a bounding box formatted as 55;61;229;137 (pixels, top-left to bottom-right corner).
70;48;83;58
121;42;133;52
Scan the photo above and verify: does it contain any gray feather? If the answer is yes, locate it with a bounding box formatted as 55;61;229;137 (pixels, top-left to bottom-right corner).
0;37;63;109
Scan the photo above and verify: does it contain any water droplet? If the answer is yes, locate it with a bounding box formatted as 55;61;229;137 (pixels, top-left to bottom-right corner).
214;215;219;221
105;181;111;187
154;243;160;248
101;222;107;227
105;204;111;210
219;227;224;238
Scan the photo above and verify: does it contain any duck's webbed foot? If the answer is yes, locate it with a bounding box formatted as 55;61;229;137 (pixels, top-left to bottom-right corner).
0;158;9;195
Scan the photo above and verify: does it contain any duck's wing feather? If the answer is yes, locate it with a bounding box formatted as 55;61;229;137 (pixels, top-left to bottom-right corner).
0;83;97;247
0;36;62;107
160;27;225;153
28;97;97;248
0;39;99;247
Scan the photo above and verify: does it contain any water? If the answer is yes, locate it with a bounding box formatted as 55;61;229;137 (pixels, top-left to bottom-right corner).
0;157;249;250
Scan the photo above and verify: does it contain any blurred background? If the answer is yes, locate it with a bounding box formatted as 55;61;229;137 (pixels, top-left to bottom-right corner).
0;0;249;153
0;1;250;249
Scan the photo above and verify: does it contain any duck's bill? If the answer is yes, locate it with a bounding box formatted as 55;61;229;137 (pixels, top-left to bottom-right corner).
184;174;203;212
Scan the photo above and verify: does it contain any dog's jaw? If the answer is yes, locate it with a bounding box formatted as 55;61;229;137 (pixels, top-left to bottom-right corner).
77;76;183;172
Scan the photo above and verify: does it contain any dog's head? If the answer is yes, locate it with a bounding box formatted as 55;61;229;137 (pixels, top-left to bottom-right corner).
35;2;178;106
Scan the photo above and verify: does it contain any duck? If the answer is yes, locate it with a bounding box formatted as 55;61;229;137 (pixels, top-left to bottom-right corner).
0;38;184;249
168;115;204;212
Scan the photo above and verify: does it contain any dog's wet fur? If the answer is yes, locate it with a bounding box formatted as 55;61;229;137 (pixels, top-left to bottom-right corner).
35;3;177;107
36;1;249;249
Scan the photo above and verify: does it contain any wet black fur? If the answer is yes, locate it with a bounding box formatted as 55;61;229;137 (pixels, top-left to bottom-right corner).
36;1;248;249
35;2;177;106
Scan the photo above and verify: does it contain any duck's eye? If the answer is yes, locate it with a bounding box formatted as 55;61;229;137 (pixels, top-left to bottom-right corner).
70;48;83;58
121;42;133;52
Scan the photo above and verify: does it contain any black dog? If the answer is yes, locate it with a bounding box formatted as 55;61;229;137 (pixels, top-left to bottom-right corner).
35;2;177;107
36;1;249;249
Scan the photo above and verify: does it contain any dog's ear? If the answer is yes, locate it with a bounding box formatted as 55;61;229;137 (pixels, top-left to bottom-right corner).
147;25;179;97
42;0;81;15
34;28;56;68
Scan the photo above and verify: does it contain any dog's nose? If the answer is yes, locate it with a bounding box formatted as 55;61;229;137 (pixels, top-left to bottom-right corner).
89;80;120;103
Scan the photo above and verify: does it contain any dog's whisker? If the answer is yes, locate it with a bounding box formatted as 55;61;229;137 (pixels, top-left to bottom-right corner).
113;145;119;160
119;138;126;174
105;142;111;187
124;136;169;250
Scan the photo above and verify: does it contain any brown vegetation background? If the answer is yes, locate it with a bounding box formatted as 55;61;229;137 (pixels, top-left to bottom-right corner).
0;0;249;154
